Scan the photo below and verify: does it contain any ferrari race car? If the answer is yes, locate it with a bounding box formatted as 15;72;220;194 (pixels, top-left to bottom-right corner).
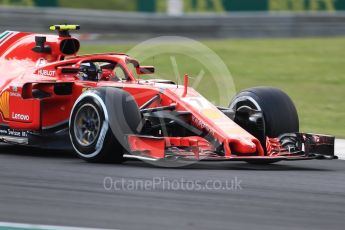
0;25;336;164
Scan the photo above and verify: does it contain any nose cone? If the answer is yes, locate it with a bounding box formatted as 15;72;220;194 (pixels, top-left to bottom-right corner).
231;137;258;154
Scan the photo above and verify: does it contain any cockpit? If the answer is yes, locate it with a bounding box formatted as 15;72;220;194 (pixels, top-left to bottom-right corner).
77;60;129;82
49;56;155;82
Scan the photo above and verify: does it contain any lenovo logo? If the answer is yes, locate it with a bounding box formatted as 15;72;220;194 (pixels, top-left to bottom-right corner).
12;112;30;121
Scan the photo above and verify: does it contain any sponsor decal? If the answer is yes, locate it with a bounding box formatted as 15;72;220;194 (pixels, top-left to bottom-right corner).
8;129;21;136
0;31;12;44
36;58;47;67
0;129;7;135
0;91;9;118
0;128;27;137
82;87;91;92
96;122;108;150
192;116;215;136
38;69;56;77
182;97;211;109
11;85;18;92
201;108;223;119
11;112;30;121
0;31;10;41
0;31;18;45
10;92;21;97
10;85;21;97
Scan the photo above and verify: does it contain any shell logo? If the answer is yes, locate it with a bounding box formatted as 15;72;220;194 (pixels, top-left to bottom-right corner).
0;91;9;119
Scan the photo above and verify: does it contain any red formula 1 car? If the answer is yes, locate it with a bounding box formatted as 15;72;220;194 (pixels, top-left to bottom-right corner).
0;25;335;164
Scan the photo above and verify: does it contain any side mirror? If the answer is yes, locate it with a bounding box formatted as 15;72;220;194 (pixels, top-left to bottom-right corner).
57;66;79;75
136;66;155;75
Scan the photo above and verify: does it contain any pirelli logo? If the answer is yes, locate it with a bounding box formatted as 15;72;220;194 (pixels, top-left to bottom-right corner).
0;91;9;119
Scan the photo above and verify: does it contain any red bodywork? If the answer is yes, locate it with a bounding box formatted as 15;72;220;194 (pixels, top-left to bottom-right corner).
0;30;334;162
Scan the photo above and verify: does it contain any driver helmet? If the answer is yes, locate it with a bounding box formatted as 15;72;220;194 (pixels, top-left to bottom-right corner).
79;62;101;81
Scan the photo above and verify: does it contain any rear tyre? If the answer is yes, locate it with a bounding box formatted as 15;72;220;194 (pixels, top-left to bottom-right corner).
69;87;141;163
229;86;299;164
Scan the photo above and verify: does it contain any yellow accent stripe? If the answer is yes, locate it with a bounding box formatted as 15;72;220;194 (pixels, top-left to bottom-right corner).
0;91;9;119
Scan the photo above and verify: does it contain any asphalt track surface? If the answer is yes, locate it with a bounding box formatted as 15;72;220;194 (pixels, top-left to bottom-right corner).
0;142;344;230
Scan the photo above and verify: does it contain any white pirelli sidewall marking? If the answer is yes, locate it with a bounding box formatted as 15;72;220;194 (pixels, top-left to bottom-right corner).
229;95;262;111
335;139;345;160
0;221;119;230
69;91;109;158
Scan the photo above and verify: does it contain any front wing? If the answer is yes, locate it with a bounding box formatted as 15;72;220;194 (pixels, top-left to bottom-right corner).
126;133;336;162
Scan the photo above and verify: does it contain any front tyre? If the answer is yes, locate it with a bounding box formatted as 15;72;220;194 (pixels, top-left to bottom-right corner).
229;86;299;138
229;86;299;165
69;88;141;163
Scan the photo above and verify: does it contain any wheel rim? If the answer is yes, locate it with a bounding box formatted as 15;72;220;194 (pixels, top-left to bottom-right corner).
73;103;101;147
229;95;262;112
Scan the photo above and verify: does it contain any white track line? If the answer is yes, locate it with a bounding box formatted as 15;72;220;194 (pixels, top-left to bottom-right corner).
0;222;119;230
335;139;345;160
